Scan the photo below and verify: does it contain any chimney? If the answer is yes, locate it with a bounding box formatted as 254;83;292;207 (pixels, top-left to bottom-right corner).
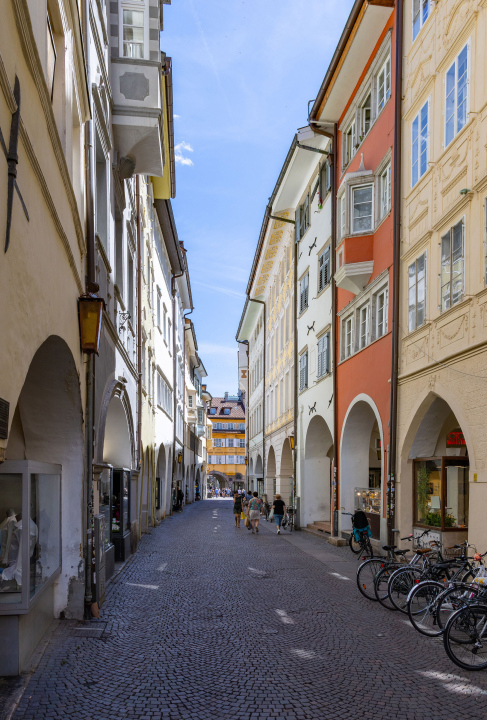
224;392;228;401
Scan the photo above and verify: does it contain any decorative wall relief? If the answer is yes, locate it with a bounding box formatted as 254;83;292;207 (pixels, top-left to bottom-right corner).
439;314;466;349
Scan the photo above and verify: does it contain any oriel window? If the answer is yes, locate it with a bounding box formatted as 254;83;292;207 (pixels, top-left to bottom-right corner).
123;9;144;59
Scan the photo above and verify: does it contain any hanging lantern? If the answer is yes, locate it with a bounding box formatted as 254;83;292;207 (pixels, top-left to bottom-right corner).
289;435;295;451
78;294;104;354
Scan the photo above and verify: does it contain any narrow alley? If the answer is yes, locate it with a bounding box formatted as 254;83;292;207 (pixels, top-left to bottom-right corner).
10;501;487;720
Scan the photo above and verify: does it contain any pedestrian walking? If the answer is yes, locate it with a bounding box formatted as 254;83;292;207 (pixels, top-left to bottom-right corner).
177;487;184;512
272;494;286;534
233;492;244;528
242;492;251;530
248;492;263;534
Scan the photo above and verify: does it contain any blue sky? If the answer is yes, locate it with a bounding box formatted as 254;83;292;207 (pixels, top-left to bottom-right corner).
163;0;354;397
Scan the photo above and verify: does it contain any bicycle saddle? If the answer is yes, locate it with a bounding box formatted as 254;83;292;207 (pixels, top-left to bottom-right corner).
382;545;396;551
415;548;433;555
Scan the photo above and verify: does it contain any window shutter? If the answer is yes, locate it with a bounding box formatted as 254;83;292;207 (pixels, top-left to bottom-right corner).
319;163;323;205
295;207;301;243
325;333;330;374
305;352;308;388
317;337;323;378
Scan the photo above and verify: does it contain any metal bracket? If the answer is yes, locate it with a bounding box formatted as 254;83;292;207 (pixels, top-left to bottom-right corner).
307;322;315;335
309;402;317;415
1;76;29;253
297;142;330;156
118;311;131;330
308;237;317;255
269;213;295;225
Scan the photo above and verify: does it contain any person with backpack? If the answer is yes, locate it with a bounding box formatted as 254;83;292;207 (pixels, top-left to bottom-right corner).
248;492;263;534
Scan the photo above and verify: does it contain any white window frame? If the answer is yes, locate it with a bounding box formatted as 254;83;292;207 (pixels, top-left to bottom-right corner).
377;56;391;114
342;315;353;360
360;91;371;140
343;118;357;168
408;252;427;332
441;218;465;312
121;4;145;59
412;0;430;42
380;164;392;219
411;100;429;187
375;288;388;339
358;303;370;350
352;184;374;234
445;43;470;148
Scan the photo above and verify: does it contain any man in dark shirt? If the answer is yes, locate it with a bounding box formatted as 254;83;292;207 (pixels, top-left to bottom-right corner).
272;494;286;534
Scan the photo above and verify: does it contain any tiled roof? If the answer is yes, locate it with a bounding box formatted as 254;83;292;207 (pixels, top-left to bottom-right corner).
208;396;246;419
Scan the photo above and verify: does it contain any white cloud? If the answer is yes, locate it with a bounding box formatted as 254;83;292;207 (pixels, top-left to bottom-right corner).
192;279;245;299
173;114;180;119
175;141;194;166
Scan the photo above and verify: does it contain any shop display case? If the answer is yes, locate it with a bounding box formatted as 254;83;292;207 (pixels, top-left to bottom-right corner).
354;486;381;538
111;468;131;561
0;461;61;612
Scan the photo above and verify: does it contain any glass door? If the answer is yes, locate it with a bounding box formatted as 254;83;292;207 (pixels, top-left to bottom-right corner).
442;457;469;529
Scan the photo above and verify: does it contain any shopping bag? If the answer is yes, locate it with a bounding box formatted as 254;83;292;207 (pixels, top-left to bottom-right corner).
245;516;250;528
269;509;275;519
240;512;245;520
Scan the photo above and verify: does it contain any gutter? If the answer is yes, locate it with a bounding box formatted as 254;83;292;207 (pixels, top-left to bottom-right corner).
388;0;403;544
164;57;176;199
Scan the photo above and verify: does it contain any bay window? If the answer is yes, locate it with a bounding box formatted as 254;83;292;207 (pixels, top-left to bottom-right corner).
123;9;144;59
352;185;373;233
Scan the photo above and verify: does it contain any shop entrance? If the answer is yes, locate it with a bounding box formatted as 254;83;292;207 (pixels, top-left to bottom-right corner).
303;415;333;529
340;399;384;540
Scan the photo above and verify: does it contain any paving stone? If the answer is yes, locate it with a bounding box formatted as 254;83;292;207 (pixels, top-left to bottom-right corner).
9;499;487;719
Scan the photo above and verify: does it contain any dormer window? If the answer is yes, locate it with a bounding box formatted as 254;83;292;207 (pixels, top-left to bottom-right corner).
223;408;230;415
209;408;216;415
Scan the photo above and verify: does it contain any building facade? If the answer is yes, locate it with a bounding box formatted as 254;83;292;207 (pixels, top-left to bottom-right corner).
207;394;246;492
396;0;487;550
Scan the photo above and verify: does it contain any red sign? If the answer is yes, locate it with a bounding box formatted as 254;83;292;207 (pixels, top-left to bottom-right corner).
447;430;466;447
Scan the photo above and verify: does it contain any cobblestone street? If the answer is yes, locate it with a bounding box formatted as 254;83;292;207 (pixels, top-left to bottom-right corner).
10;500;487;720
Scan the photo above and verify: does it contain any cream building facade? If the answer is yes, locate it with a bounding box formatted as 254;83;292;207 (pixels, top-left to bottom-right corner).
397;0;487;549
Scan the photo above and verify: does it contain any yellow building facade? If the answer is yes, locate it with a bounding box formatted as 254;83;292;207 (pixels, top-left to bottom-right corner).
397;0;487;549
207;394;246;491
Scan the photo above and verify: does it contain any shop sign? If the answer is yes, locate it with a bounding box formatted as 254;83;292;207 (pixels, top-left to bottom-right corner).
446;429;466;447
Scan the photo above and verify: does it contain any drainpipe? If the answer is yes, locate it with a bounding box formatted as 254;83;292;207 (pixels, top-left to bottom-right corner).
171;270;184;511
248;298;266;497
136;176;143;542
308;121;338;536
388;0;404;544
82;0;98;618
183;311;194;500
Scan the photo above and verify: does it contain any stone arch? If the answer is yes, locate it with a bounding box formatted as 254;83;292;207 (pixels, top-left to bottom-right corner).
277;438;293;504
340;395;384;537
266;445;276;498
5;335;84;618
398;387;472;539
97;380;135;468
303;415;334;528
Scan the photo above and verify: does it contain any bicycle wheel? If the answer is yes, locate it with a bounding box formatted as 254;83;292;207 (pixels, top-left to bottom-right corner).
444;604;487;670
436;584;481;632
349;533;361;554
388;566;424;613
362;535;373;559
407;580;445;636
374;565;401;610
356;558;385;601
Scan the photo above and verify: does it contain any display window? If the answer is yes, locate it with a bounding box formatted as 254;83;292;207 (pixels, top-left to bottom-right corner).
413;457;469;530
0;462;61;612
354;486;381;515
99;468;112;553
111;469;130;535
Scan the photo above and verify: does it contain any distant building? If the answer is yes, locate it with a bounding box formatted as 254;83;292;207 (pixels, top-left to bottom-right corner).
207;393;246;492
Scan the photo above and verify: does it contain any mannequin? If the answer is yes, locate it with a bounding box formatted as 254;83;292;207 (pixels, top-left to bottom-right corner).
0;511;38;588
0;509;18;566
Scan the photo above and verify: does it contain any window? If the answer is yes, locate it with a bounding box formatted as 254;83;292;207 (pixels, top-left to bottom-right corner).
318;247;331;292
188;395;193;408
319;161;332;205
441;219;464;311
299;352;308;391
209;408;216;415
340;195;346;238
223;408;230;415
167;320;171;349
196;407;203;424
380;164;392;218
123;9;144;59
377;56;391;113
156;289;161;329
352;185;373;233
227;439;234;448
412;101;429;187
299;273;309;313
445;44;469;147
413;0;430;42
239;439;245;448
375;289;388;338
343;316;353;359
213;439;223;447
317;333;330;379
359;304;370;349
360;93;371;138
46;14;56;101
238;423;245;431
344;119;357;167
408;253;426;331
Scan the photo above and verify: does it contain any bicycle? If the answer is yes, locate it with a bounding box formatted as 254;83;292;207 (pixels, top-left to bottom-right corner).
356;533;414;601
342;511;373;559
281;507;295;532
443;600;487;670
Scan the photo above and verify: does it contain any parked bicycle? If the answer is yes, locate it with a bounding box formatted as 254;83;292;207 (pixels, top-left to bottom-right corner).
342;510;373;558
281;506;295;532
